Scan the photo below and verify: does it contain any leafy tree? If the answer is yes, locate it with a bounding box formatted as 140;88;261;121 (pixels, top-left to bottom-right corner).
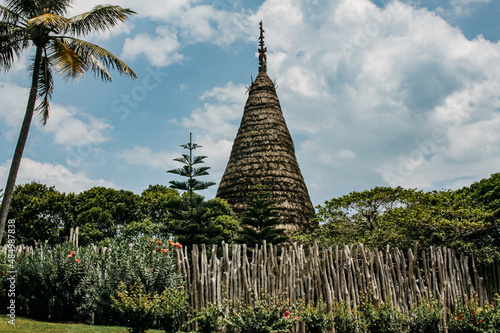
7;182;73;245
167;133;216;199
74;187;143;245
140;185;180;225
309;186;498;263
166;193;239;249
236;184;288;247
309;187;417;247
0;0;136;243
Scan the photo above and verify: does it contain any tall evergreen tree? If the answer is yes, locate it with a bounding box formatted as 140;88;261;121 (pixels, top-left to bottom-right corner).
167;133;216;199
236;184;288;247
166;134;237;248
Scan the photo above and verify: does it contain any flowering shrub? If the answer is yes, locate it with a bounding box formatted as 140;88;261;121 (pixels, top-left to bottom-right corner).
1;237;183;325
447;294;500;333
226;293;298;333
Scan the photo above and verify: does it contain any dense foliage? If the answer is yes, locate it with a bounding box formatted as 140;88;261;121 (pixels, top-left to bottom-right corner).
302;173;500;264
5;182;237;247
0;237;183;325
236;184;289;247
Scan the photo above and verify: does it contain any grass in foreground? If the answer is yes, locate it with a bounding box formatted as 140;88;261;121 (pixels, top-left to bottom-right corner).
0;316;164;333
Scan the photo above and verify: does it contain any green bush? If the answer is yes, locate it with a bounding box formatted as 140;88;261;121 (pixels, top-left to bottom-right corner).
405;296;443;333
330;301;363;333
111;278;188;333
1;237;183;325
112;279;161;333
358;293;405;333
187;303;226;333
447;294;500;333
226;293;298;333
299;300;335;333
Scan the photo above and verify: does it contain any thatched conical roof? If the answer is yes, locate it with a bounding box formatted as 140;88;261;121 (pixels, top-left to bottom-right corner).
217;26;315;230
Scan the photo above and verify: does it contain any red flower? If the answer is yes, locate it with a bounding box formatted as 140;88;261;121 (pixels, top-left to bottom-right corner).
157;240;162;244
68;254;72;258
148;268;152;270
163;249;169;253
176;243;182;249
149;238;153;242
293;316;298;320
71;251;76;255
75;259;81;263
455;317;459;320
283;310;290;318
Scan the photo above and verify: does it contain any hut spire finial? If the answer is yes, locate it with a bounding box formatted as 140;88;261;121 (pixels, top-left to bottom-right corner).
258;21;267;73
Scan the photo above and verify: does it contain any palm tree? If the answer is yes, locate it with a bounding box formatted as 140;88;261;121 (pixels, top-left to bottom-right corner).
0;0;137;243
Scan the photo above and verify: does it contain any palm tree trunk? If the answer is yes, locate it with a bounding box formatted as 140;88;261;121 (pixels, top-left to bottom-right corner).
0;46;42;244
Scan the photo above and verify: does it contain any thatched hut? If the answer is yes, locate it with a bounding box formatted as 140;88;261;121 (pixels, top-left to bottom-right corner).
216;22;316;231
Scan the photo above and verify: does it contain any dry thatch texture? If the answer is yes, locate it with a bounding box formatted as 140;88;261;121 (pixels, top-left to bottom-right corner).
217;72;315;231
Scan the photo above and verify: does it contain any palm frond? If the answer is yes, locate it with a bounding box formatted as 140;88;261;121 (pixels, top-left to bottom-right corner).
39;0;73;16
49;38;86;80
4;0;72;22
0;4;25;26
68;5;136;36
57;37;136;79
0;24;27;70
35;53;53;124
27;13;69;33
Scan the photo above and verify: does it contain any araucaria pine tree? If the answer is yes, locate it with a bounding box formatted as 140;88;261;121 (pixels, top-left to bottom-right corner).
237;184;289;247
167;133;216;198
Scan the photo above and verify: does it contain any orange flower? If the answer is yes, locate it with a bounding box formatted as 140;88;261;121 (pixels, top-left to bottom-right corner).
293;316;298;320
163;249;169;253
68;254;72;258
282;310;290;318
455;317;458;320
176;243;182;249
149;238;153;242
157;240;162;244
75;259;81;263
148;268;152;270
71;251;76;255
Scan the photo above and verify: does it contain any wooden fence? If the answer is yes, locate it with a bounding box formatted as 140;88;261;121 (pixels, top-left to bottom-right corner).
176;242;500;313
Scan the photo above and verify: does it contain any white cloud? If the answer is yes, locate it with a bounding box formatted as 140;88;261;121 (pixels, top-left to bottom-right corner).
42;104;113;148
0;82;28;140
116;146;177;170
175;82;247;139
0;158;116;193
450;0;491;16
122;26;184;67
0;82;112;149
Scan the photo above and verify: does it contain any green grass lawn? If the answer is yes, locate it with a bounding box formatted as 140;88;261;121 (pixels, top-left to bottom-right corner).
0;316;164;333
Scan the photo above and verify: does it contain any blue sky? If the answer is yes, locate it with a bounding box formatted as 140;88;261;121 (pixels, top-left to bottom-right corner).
1;0;500;208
